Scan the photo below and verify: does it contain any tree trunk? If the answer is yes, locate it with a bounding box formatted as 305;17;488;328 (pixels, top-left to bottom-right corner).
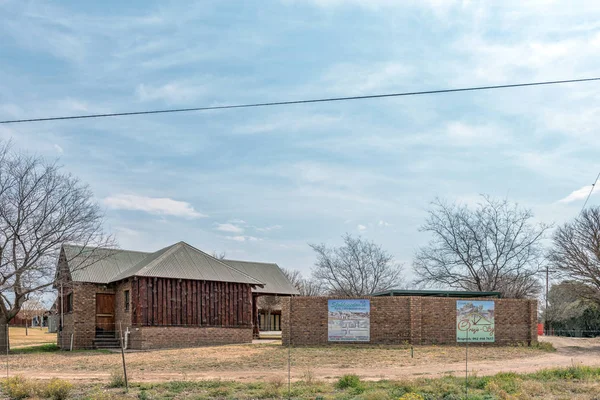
26;319;28;336
0;315;9;353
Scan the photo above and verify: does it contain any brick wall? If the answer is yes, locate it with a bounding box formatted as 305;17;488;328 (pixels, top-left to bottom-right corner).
57;283;117;350
57;279;254;350
114;280;132;336
128;326;253;350
282;296;537;346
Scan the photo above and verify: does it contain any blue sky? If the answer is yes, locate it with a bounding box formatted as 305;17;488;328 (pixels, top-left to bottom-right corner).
1;0;600;281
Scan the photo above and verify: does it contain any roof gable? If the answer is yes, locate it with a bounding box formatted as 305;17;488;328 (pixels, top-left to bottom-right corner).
61;244;149;284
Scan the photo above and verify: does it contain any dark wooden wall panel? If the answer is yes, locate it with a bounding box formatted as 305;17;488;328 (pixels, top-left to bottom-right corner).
130;277;252;327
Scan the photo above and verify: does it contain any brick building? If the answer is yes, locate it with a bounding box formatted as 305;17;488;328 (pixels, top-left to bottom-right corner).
55;242;297;350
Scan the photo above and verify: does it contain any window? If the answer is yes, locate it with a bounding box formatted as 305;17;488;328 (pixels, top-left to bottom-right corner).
66;293;73;313
124;290;130;312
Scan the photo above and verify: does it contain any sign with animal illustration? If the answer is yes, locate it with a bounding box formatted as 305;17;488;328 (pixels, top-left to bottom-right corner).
456;300;495;343
328;299;370;342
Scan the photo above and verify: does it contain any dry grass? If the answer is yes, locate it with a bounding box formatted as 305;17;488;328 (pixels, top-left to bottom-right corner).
9;327;56;348
16;366;600;399
5;341;549;380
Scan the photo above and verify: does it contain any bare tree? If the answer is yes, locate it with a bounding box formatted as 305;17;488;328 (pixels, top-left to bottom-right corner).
257;296;280;330
549;207;600;304
310;234;403;296
281;268;323;296
20;297;45;336
413;196;549;298
212;251;226;260
543;281;588;327
0;142;113;351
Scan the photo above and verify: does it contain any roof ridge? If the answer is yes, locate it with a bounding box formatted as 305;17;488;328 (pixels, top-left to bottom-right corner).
179;242;264;285
107;242;180;282
223;258;278;265
62;244;151;255
132;242;182;276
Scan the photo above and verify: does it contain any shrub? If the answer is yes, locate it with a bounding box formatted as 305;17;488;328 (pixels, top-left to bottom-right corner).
399;393;425;400
360;389;391;400
44;378;73;400
336;374;362;390
2;375;33;399
532;341;555;352
107;371;126;388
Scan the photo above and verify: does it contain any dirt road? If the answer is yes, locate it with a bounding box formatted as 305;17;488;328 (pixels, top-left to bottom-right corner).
9;336;600;382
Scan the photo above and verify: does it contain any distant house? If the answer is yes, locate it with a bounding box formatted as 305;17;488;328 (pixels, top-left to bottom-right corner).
54;242;298;350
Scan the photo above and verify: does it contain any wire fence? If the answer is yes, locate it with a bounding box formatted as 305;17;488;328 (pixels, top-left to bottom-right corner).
3;322;600;399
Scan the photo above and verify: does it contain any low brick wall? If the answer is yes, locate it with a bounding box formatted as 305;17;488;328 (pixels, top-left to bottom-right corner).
128;326;253;350
282;296;537;346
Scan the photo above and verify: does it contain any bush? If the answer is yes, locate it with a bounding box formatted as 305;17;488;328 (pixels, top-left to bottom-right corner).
336;374;362;390
532;341;555;352
399;394;425;400
44;378;73;400
107;371;126;388
2;375;34;399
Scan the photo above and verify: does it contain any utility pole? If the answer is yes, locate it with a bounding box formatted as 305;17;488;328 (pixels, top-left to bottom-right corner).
545;265;549;336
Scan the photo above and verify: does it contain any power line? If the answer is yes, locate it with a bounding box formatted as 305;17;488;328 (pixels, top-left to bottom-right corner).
1;77;600;125
581;171;600;212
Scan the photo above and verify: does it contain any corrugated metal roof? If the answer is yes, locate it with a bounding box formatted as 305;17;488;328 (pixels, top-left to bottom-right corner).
63;244;149;284
222;259;299;295
63;242;264;286
371;289;502;298
110;242;264;285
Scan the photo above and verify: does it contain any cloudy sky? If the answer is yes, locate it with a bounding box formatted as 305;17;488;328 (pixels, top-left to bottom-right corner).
1;0;599;280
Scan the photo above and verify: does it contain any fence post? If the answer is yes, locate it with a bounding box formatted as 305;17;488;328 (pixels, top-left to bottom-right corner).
5;324;8;378
119;322;129;391
465;328;468;399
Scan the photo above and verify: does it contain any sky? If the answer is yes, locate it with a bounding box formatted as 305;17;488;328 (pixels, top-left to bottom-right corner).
1;0;600;282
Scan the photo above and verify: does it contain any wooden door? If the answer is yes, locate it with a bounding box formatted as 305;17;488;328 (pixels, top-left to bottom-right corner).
96;294;115;334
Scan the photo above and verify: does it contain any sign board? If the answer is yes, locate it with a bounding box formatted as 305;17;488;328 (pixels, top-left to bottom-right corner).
328;299;370;342
456;300;495;343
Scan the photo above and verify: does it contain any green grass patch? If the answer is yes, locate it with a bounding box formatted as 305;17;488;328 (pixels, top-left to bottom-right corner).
9;365;600;399
10;343;60;354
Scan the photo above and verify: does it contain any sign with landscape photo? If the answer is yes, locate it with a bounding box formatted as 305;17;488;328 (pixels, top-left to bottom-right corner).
456;300;495;343
328;299;370;342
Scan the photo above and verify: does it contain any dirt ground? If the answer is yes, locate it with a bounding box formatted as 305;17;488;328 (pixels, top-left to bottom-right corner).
5;336;600;383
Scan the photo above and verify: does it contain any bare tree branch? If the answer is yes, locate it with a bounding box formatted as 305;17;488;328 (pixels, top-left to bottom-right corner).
549;207;600;304
0;141;114;350
310;234;403;296
413;196;548;298
281;268;324;296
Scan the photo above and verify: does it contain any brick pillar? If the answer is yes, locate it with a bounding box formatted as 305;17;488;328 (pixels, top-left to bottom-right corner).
281;297;291;346
409;296;422;345
529;299;538;345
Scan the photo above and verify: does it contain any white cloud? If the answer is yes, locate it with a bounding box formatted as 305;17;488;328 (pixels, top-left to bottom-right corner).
445;121;509;146
103;194;206;218
233;113;342;135
225;235;261;242
229;218;246;224
215;223;244;233
318;62;412;96
53;144;64;153
357;224;367;231
114;227;140;237
285;0;459;11
559;183;599;203
378;220;391;227
255;225;283;232
136;82;205;104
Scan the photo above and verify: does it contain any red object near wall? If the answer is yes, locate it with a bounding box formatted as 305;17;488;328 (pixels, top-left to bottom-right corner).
537;323;544;335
